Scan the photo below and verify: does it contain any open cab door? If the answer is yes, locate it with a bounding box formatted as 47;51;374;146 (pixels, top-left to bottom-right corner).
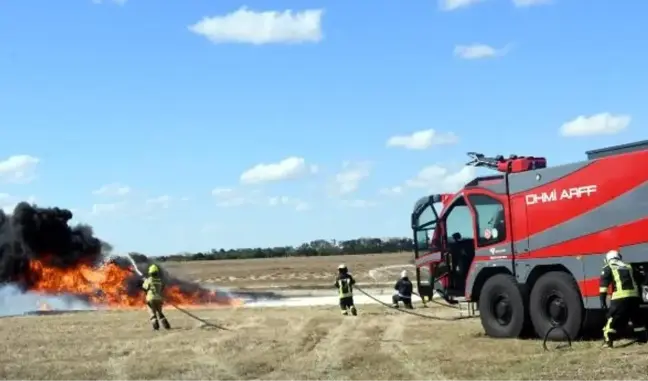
411;194;457;304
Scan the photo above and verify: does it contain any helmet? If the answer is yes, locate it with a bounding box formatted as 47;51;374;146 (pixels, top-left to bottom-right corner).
148;264;160;275
401;270;408;278
606;250;621;262
338;264;347;270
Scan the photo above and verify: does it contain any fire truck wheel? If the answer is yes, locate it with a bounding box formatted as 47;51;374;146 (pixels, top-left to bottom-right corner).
529;271;583;341
478;274;527;338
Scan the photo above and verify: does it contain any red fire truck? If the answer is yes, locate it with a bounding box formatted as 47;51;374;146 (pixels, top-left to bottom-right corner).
412;140;648;340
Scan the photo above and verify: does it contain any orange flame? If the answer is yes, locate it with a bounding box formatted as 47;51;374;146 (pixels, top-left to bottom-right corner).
27;259;240;308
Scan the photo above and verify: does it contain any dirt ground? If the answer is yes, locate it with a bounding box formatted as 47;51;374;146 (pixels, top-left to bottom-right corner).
162;252;413;289
2;303;647;380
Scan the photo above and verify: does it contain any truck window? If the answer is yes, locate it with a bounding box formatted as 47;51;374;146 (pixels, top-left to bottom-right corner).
467;194;506;247
444;199;474;242
415;204;437;251
415;230;431;251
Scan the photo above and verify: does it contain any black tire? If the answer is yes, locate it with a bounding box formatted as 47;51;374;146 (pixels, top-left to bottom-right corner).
529;271;583;341
478;273;527;338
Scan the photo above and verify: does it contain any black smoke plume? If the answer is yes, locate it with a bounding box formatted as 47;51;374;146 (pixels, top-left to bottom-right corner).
0;202;105;289
0;202;239;306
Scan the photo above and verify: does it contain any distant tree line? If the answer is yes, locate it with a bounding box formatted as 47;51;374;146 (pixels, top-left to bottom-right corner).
128;237;415;262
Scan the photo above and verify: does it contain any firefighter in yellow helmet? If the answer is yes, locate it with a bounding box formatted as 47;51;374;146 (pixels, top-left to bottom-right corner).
334;264;357;316
599;250;647;348
142;264;171;330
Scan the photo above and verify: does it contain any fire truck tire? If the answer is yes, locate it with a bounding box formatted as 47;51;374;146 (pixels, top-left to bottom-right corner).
529;271;583;341
478;274;527;338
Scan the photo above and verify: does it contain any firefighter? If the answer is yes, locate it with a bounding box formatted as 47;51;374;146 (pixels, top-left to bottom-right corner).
599;250;647;347
392;270;414;309
142;264;171;331
335;264;357;316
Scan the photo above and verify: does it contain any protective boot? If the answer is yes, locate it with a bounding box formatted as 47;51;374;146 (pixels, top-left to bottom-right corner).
350;306;357;316
152;319;160;331
341;309;349;316
635;329;647;344
602;340;613;348
161;317;171;330
391;303;399;308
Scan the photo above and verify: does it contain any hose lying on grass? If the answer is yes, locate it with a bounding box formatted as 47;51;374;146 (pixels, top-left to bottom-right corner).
358;279;576;352
354;285;475;321
125;254;230;331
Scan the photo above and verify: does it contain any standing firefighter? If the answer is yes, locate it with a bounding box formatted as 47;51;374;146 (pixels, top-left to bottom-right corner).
142;264;171;331
392;270;414;309
599;250;647;347
335;264;357;316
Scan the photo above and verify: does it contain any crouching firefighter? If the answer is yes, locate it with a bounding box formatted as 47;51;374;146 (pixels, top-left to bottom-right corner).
335;264;357;316
599;250;647;348
142;264;171;331
392;270;414;309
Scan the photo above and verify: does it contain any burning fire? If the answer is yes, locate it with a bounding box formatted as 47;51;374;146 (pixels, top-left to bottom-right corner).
27;259;240;308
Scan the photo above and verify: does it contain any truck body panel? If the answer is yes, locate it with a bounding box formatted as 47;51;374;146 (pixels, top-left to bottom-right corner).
412;140;648;311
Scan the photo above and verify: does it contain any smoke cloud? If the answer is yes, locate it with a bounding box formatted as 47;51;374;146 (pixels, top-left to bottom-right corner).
0;202;105;288
0;202;238;313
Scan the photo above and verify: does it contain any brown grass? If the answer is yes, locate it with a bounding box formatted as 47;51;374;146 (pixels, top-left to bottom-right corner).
1;303;646;380
163;252;413;289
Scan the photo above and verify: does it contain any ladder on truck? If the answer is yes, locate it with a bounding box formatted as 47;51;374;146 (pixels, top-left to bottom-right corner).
428;293;479;318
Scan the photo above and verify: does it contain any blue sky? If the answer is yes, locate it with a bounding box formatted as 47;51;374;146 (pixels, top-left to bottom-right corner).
0;0;646;255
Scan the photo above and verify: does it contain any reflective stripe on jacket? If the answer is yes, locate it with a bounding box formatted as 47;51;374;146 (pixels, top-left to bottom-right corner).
335;275;354;298
599;259;640;300
143;276;164;302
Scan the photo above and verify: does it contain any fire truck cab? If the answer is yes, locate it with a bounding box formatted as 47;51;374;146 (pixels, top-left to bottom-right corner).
412;142;648;340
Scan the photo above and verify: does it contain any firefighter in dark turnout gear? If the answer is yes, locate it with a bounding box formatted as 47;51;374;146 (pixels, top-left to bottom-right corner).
142;264;171;330
335;264;357;316
392;270;414;309
599;250;647;347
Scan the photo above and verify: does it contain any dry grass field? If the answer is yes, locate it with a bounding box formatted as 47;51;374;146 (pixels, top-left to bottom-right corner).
163;252;413;289
2;303;648;380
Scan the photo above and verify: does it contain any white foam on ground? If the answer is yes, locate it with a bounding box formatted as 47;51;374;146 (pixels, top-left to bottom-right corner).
243;293;396;308
0;285;94;317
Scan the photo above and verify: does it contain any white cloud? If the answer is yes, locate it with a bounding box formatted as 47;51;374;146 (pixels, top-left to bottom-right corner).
559;113;631;137
386;129;458;150
379;186;403;196
188;7;324;45
0;193;36;214
211;187;261;207
240;157;317;184
211;188;234;197
512;0;552;7
92;0;126;5
454;44;511;60
439;0;485;11
341;199;376;208
92;183;131;197
91;202;123;216
146;195;172;209
406;165;476;193
332;161;371;195
0;155;40;184
268;196;311;211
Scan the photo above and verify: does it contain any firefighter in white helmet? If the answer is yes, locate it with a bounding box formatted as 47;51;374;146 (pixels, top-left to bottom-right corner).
599;250;647;347
334;264;357;316
391;270;414;309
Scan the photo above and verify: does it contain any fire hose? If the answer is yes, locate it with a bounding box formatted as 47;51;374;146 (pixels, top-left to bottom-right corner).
356;279;577;352
354;282;475;322
125;254;229;331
